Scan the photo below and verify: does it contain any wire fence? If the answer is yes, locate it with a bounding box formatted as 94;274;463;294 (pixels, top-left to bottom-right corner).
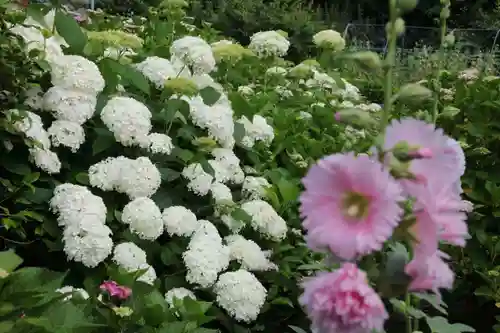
343;23;500;54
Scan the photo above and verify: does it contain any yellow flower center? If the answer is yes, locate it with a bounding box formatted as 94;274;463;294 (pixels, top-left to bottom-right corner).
342;192;370;220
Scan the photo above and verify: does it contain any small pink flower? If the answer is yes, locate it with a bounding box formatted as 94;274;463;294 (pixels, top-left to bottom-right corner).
334;112;341;121
383;118;457;190
405;249;454;294
100;281;132;300
300;153;403;260
300;263;388;333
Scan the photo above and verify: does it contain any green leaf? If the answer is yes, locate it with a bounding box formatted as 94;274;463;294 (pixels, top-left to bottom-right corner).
75;172;89;185
426;316;475;333
159;168;181;182
288;325;308;333
110;62;150;95
173;148;194;163
3;162;31;175
199;87;221;106
0;250;23;273
277;178;299;203
54;11;87;52
231;208;253;224
22;172;40;185
92;132;115;155
413;292;448;315
233;122;246;144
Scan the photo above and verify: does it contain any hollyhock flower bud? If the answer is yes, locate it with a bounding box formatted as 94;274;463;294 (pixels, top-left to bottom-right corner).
300;263;388;333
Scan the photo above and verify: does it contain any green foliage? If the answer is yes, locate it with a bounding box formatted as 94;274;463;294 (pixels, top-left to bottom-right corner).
187;0;329;62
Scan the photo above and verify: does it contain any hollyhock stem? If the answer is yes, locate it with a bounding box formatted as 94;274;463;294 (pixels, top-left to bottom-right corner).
381;0;398;137
431;0;450;124
405;293;413;333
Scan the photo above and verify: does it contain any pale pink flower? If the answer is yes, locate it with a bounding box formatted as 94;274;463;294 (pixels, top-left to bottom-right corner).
405;249;454;294
383;118;457;189
444;137;466;194
300;153;403;260
100;281;132;300
299;263;388;333
408;177;469;250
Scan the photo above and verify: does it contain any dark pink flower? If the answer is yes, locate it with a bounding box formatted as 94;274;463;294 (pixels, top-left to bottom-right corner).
100;281;132;300
300;153;403;260
300;263;388;333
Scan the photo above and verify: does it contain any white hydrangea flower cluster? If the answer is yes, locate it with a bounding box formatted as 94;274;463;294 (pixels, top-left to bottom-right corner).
238;85;255;96
305;70;338;90
182;148;244;198
249;31;290;58
8;110;61;174
135;56;183;89
224;235;277;271
266;66;287;76
236;115;275;148
121;197;164;241
312;29;346;51
50;184;113;268
56;285;90;301
162;206;199;237
242;176;270;199
112;242;157;285
9;10;66;63
88;156;161;199
182;220;230;287
100;96;174;154
165;287;196;307
213;269;267;322
241;200;287;241
24;85;44;110
183;95;235;148
170;36;216;74
42;55;106;154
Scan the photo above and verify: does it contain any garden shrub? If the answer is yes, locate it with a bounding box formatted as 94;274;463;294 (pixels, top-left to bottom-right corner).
0;0;495;332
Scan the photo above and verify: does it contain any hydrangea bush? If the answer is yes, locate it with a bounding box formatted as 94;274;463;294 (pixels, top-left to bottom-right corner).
0;0;487;332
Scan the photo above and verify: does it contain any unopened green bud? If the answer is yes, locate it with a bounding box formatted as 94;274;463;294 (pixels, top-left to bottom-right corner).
346;51;382;70
439;106;460;119
440;7;450;19
396;0;418;12
192;136;217;148
395;83;433;102
113;306;134;317
387;18;405;36
276;30;288;38
443;33;455;47
164;77;198;96
334;108;378;128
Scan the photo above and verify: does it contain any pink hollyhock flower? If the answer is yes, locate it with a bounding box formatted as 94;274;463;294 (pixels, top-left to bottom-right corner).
100;281;132;300
444;137;466;194
300;263;388;333
405;249;454;294
383;118;457;189
408;177;469;250
300;153;403;260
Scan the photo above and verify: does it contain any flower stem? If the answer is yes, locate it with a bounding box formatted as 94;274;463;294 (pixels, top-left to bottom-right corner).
381;0;398;137
431;2;449;124
405;293;413;333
